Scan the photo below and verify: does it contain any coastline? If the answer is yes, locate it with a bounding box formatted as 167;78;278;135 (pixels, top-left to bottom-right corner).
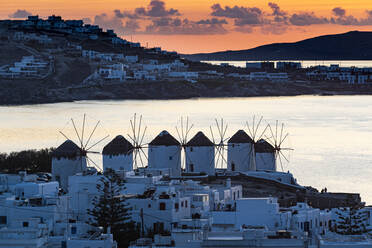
1;79;372;106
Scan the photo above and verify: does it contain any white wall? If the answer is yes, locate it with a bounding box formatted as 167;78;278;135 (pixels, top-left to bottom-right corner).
255;153;276;171
52;157;87;191
103;154;133;172
185;146;215;175
148;146;181;177
227;143;255;172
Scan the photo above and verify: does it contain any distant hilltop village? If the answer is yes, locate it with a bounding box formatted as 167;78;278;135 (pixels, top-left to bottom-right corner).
0;15;372;104
0;15;142;48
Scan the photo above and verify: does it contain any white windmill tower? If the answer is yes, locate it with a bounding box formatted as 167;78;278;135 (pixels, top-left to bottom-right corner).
53;114;109;191
148;128;181;177
186;131;215;175
227;115;270;173
255;139;276;171
227;129;255;172
102;135;134;172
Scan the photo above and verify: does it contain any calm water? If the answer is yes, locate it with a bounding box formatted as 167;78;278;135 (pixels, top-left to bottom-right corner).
0;96;372;203
203;60;372;68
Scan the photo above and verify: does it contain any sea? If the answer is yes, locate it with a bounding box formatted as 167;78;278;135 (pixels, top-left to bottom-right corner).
0;95;372;203
203;60;372;68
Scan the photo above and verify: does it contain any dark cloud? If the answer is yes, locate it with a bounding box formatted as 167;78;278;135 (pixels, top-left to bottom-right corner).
196;18;228;25
94;2;372;36
145;17;228;35
9;9;32;18
330;8;372;26
114;0;180;19
289;12;329;26
211;4;264;25
97;1;226;35
268;2;288;23
144;0;180;17
94;14;140;34
332;7;346;17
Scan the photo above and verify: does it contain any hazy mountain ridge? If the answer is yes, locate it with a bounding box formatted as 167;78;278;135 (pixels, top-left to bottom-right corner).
183;31;372;61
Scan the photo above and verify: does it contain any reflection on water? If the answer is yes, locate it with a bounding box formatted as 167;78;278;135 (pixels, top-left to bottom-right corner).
0;95;372;203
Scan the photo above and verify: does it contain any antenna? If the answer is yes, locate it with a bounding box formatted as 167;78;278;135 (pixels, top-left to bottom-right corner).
210;118;229;169
59;114;109;172
127;113;148;169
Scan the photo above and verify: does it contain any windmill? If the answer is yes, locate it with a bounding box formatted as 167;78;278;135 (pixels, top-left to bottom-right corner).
265;120;294;172
174;116;194;170
209;118;229;169
242;115;271;171
245;115;270;144
58;114;109;172
127;113;148;169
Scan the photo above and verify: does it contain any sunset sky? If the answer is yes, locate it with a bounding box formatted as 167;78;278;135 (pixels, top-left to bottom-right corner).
2;0;372;53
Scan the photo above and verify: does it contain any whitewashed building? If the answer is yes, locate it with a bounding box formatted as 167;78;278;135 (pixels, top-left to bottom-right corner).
227;130;255;172
148;131;181;177
128;185;191;233
102;135;134;172
211;197;291;231
185;131;215;175
255;139;276;172
52;140;86;191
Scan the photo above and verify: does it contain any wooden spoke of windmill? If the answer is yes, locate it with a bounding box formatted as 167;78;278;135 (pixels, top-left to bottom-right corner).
127;113;148;169
266;120;294;172
210;118;229;169
59;114;109;172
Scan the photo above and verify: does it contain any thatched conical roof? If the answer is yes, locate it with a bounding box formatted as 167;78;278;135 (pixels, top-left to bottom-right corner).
149;130;180;146
228;130;254;144
186;131;214;147
103;135;133;156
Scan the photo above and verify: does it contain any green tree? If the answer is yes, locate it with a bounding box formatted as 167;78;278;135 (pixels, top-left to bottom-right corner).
87;168;139;247
335;205;369;235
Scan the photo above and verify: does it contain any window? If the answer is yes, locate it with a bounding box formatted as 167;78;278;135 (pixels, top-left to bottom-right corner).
190;147;193;152
233;192;236;200
190;164;194;172
159;202;166;210
0;216;6;225
71;226;77;235
148;204;151;208
23;221;29;227
169;156;173;160
231;163;235;171
175;203;179;211
185;200;188;208
181;201;184;207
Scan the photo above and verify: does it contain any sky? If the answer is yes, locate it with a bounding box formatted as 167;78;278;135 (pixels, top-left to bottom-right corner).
2;0;372;53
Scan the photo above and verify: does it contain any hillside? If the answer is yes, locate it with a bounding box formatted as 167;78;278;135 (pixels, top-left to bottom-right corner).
183;31;372;61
